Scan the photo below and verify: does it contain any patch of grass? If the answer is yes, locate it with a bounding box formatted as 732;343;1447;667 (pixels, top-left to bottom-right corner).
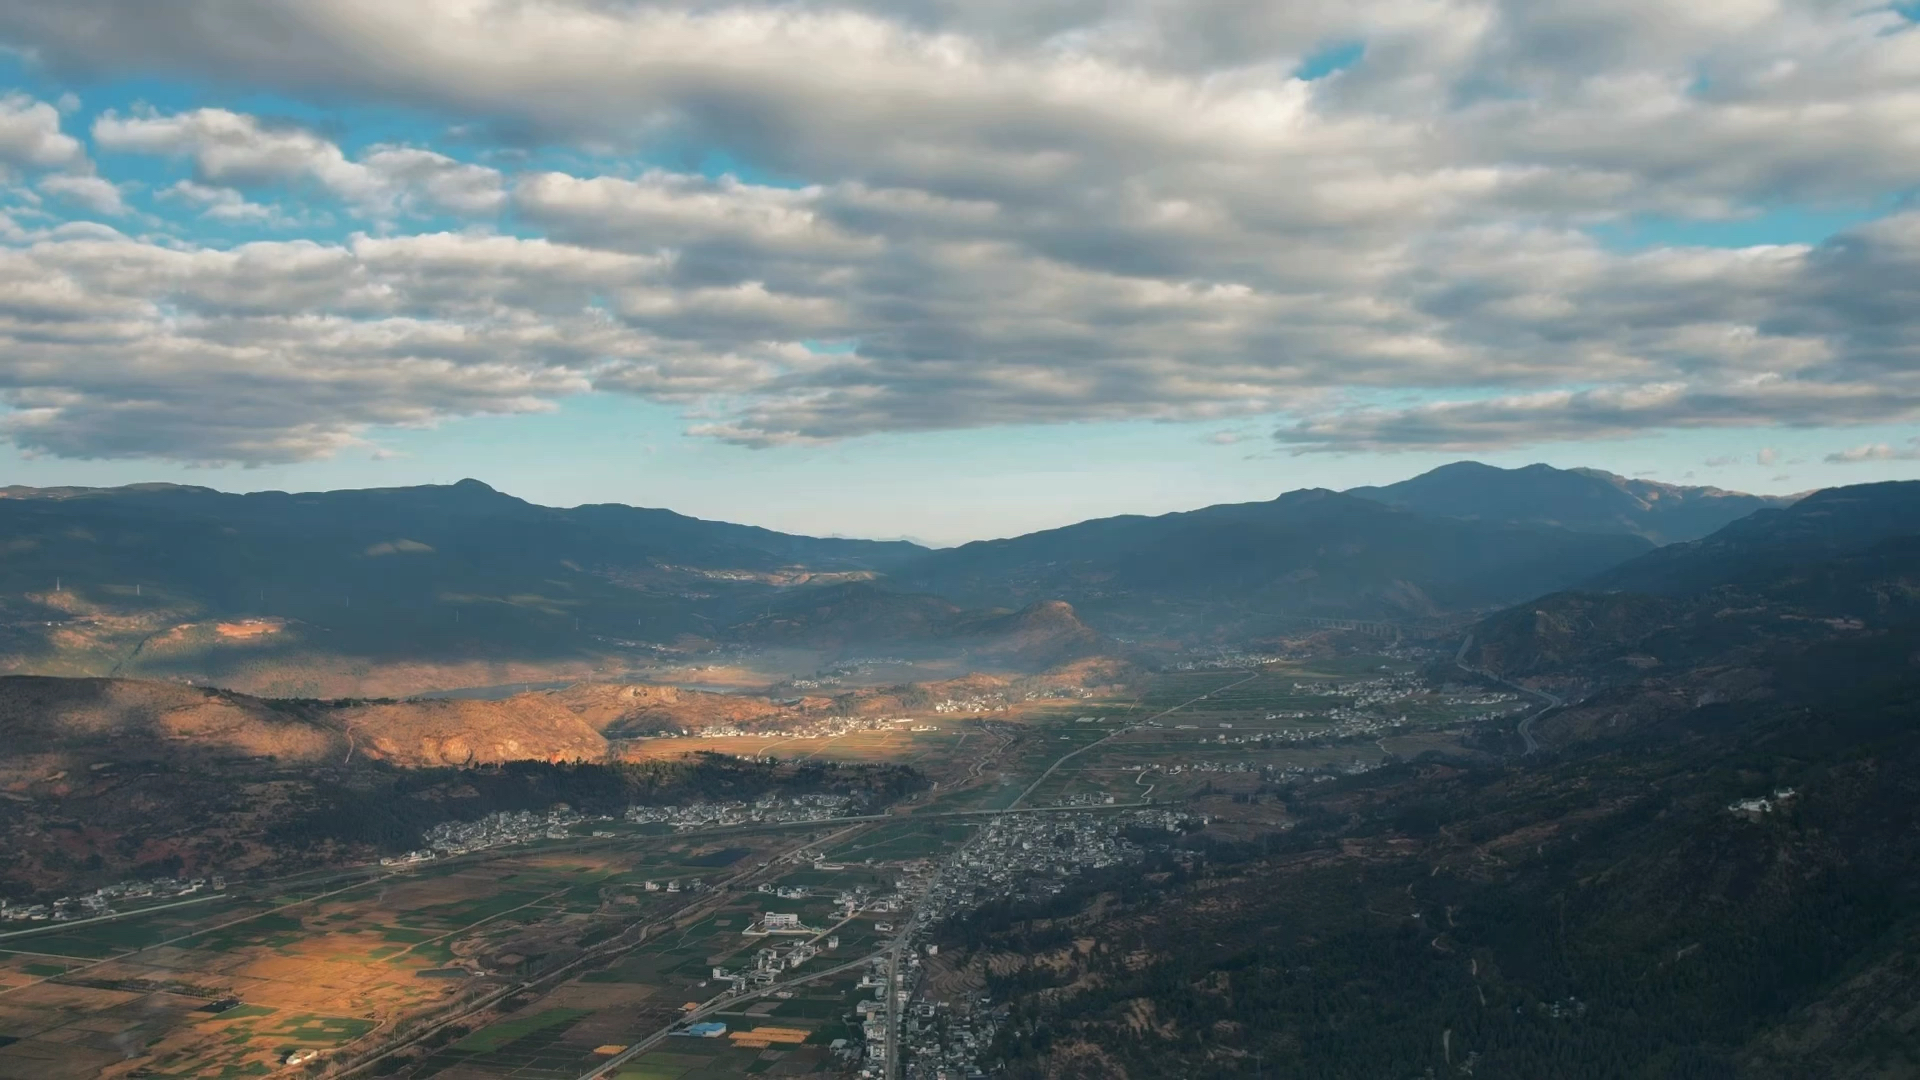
451;1007;591;1052
684;847;751;868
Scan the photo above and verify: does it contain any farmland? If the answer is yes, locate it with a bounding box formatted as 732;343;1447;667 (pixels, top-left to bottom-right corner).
0;654;1508;1077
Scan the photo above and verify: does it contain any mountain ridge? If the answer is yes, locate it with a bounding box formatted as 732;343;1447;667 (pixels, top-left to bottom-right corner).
1348;460;1794;544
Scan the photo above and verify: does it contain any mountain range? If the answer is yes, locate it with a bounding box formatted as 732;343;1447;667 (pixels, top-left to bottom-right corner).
0;462;1806;694
4;465;1920;1077
1345;460;1794;544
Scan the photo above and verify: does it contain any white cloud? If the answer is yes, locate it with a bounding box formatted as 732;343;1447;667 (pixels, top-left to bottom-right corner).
37;173;125;216
1825;439;1920;464
0;3;1916;458
93;107;505;218
161;179;283;224
0;92;85;172
0;231;671;461
1756;446;1778;467
361;146;507;216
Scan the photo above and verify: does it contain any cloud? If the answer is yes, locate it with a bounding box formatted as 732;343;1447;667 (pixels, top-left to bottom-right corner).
0;92;85;171
1756;447;1777;467
0;3;1918;458
0;230;676;462
161;179;284;224
1702;455;1738;467
93;107;505;218
37;173;125;216
1272;373;1920;454
1206;431;1244;445
1825;439;1920;464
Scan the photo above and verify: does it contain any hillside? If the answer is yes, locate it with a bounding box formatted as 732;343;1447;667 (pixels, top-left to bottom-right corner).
968;483;1920;1080
1460;482;1920;748
1587;480;1920;595
734;583;1112;669
0;672;891;890
1347;461;1791;544
893;488;1652;626
0;479;927;694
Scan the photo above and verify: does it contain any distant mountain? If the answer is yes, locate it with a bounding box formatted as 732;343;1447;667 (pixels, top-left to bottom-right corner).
892;488;1652;625
1347;461;1793;544
1588;480;1920;596
1468;481;1920;705
0;478;922;573
0;480;928;692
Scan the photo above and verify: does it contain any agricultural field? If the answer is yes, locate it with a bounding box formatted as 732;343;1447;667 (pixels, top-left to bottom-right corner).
0;828;846;1079
1006;659;1514;807
0;656;1508;1077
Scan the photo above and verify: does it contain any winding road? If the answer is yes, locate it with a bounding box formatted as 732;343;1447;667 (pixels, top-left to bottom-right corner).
1455;634;1563;755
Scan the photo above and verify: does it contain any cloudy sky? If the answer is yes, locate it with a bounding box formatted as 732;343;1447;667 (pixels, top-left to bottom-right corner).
0;1;1917;543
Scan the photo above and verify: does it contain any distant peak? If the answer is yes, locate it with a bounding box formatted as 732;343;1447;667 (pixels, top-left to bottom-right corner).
450;478;496;493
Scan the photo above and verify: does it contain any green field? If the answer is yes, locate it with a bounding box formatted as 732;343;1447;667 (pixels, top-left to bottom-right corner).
453;1007;593;1052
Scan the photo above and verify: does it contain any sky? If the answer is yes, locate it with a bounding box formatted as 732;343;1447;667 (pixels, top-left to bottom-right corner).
0;2;1917;545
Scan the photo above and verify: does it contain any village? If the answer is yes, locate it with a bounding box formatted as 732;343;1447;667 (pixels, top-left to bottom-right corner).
689;714;936;740
854;806;1206;1077
378;793;864;866
0;873;227;923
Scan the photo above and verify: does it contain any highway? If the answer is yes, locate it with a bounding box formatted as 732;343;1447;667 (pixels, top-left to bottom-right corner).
1455;634;1563;754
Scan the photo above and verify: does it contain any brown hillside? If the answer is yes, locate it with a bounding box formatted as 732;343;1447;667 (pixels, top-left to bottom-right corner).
950;600;1109;669
335;696;609;767
0;675;344;785
544;682;796;737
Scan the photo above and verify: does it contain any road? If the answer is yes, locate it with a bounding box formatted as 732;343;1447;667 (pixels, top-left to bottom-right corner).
1006;670;1260;812
0;891;227;945
1455;634;1563;754
0;868;419;1002
339;818;847;1078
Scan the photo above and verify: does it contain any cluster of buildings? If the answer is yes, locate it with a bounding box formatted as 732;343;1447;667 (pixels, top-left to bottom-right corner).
1019;687;1097;701
638;877;708;893
713;932;837;990
691;714;921;740
895;995;1002;1080
382;806;592;864
1167;651;1287;670
1148;710;1408;745
623;793;856;830
0;874;226;923
922;812;1150;912
1728;787;1798;816
1290;674;1428;703
932;693;1010;714
1134;758;1380;782
385;795;860;865
866;810;1206;1077
788;658;914;690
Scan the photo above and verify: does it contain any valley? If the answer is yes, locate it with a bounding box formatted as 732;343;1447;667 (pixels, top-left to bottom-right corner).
0;651;1503;1079
1;464;1917;1079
